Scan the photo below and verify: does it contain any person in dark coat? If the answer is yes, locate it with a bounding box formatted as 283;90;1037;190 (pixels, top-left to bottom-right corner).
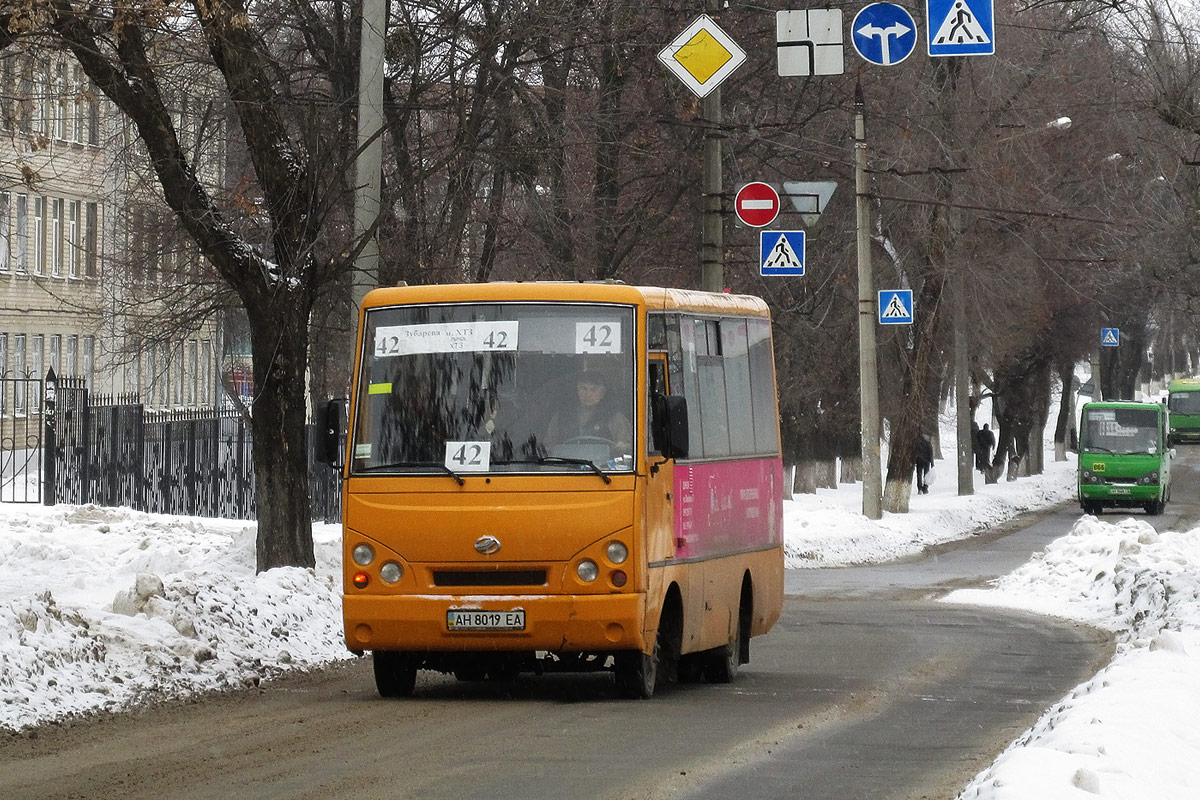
976;423;995;472
915;434;934;495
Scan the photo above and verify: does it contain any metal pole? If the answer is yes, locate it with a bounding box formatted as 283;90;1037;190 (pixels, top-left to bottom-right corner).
701;89;723;292
352;0;386;312
855;81;882;519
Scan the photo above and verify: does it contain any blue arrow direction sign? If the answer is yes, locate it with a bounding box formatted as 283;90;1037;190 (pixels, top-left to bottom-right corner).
760;231;806;276
927;0;995;57
852;3;918;66
1101;327;1120;347
878;289;914;325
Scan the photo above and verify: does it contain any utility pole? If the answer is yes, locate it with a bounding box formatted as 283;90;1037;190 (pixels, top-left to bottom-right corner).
854;81;882;520
352;0;386;314
700;91;723;292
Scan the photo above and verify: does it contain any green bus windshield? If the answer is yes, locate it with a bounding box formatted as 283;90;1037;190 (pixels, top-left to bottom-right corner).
1082;407;1162;455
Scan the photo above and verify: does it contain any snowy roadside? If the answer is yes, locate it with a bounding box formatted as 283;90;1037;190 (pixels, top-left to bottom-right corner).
1;446;1198;797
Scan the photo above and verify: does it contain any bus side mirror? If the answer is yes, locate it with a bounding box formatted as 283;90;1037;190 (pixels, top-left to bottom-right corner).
652;394;689;460
316;399;345;468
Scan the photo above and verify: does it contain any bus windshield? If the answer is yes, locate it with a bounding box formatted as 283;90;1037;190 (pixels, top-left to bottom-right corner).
352;302;636;475
1083;407;1161;455
1168;391;1200;415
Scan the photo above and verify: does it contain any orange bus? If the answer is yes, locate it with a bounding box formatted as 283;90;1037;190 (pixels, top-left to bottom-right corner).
320;282;784;698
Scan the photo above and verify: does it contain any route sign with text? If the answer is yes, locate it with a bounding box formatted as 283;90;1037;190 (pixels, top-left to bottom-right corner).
852;4;918;66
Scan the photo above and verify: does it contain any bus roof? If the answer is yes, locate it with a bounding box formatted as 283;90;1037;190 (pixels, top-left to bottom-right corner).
1082;400;1163;410
1168;378;1200;392
359;282;771;318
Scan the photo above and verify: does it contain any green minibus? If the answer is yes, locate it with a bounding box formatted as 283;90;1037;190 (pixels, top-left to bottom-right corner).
1166;378;1200;444
1078;401;1173;516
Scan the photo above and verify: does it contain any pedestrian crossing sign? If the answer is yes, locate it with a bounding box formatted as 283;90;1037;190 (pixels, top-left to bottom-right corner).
760;230;806;276
878;289;914;325
926;0;994;57
1101;327;1120;347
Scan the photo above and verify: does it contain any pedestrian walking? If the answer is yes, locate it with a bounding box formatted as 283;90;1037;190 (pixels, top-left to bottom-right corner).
915;433;934;495
976;423;995;472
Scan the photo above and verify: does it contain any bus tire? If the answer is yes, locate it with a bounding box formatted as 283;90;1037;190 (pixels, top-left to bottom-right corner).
373;650;417;698
615;646;658;699
705;598;750;684
1146;500;1164;516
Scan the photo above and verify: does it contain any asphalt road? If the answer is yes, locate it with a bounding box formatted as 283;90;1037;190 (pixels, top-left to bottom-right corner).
7;451;1198;800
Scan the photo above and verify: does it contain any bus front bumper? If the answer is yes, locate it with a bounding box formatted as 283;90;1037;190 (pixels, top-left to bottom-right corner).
343;592;646;654
1079;485;1162;506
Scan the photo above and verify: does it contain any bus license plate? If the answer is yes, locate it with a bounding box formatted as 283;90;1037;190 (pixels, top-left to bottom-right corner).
447;609;525;631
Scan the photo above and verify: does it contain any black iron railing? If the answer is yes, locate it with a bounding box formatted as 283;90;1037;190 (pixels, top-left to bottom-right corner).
49;375;340;522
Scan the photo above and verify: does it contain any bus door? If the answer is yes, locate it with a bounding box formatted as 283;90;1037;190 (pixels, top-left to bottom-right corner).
643;354;677;566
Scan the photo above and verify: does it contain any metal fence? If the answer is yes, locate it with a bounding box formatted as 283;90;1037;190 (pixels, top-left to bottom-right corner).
0;371;44;503
49;375;340;522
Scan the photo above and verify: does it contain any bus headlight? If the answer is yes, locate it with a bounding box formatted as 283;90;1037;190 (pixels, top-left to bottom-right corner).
1139;472;1159;486
380;561;403;583
577;560;599;582
606;541;628;564
352;543;375;566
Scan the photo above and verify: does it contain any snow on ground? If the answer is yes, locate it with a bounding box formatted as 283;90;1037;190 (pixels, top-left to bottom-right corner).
1;443;1198;798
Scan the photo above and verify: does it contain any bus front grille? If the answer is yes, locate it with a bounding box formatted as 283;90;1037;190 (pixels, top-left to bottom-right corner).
432;569;548;587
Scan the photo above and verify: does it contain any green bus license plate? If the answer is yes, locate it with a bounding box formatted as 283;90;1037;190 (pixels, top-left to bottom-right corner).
447;609;525;631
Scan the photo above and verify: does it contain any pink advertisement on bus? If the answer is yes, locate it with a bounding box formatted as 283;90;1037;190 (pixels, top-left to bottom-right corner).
672;458;783;560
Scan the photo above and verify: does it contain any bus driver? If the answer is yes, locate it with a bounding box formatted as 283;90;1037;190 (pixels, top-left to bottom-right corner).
547;361;631;455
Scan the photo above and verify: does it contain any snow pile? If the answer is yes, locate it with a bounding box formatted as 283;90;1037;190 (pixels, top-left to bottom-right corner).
0;505;345;731
949;516;1200;800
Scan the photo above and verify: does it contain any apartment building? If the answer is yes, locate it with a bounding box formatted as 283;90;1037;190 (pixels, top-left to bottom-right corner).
0;45;221;412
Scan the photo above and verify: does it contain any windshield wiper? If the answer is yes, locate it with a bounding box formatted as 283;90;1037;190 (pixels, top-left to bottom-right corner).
358;462;465;485
537;456;612;484
1085;446;1115;454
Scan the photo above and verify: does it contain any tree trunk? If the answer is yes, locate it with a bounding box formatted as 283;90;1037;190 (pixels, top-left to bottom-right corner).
249;302;315;571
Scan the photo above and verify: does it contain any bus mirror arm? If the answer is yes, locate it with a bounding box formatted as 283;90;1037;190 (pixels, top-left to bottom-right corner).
317;399;346;469
651;394;689;471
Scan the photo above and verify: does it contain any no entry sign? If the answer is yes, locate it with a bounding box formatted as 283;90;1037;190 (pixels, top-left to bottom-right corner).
734;182;780;227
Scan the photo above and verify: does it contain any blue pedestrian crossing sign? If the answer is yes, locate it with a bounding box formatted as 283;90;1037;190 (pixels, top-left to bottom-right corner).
927;0;994;57
878;289;914;325
760;230;806;276
1101;327;1120;347
852;4;918;66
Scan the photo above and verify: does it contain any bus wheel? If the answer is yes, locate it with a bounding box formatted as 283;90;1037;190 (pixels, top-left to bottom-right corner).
373;651;417;698
615;645;658;699
1146;500;1164;516
705;601;750;684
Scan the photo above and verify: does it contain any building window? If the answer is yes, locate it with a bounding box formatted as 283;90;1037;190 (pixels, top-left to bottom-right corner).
83;336;94;387
68;199;80;278
30;334;43;410
0;192;9;273
51;198;63;277
54;61;67;141
85;202;98;277
188;339;198;405
15;194;27;273
66;334;77;376
13;334;26;412
32;197;44;276
49;334;61;373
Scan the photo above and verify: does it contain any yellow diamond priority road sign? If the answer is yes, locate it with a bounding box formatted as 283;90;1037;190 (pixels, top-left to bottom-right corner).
658;15;746;98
